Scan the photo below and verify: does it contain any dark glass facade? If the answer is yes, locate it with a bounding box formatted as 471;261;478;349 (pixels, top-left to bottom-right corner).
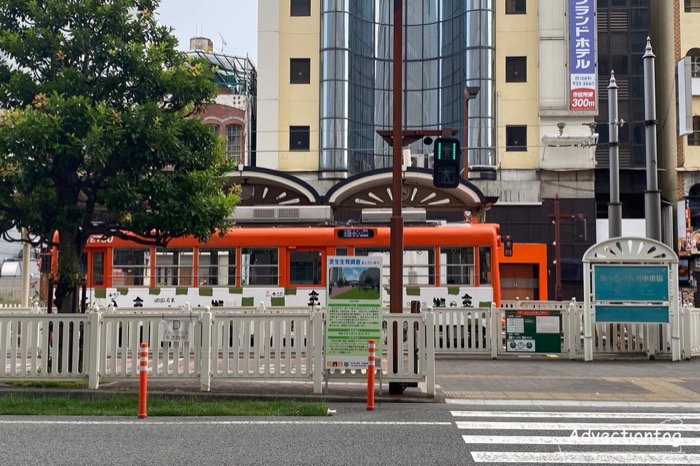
594;0;650;217
319;0;495;178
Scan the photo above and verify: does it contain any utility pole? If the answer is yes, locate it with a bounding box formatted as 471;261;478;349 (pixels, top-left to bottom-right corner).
549;194;585;301
643;37;662;241
608;71;623;238
388;0;404;396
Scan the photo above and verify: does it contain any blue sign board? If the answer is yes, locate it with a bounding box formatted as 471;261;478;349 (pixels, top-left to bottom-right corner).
595;305;669;324
569;0;596;110
594;265;669;302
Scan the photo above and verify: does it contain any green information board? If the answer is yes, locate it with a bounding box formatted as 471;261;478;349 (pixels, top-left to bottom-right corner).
505;310;561;353
325;256;383;370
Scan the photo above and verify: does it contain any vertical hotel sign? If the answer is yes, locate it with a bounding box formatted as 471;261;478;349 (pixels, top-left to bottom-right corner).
569;0;596;111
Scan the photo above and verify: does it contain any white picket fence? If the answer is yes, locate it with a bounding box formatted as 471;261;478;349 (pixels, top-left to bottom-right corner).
3;301;700;394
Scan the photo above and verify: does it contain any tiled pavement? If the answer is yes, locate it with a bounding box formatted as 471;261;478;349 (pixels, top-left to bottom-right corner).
3;355;700;403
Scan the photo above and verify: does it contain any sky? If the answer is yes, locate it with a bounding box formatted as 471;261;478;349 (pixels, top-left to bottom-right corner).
156;0;258;64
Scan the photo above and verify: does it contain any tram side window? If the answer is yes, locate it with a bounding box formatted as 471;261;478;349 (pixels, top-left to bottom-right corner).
290;250;322;285
112;249;150;286
155;248;194;286
354;247;390;287
440;247;474;285
241;247;278;286
198;248;236;286
479;246;492;285
404;248;435;285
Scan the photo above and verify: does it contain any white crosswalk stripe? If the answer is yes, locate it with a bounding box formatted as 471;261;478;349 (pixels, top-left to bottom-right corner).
452;409;700;465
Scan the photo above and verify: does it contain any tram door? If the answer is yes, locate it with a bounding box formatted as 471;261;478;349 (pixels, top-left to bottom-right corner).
88;248;106;289
500;263;539;301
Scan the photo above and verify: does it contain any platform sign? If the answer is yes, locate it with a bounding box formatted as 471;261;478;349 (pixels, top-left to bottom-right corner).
159;319;191;342
505;310;561;353
593;265;670;323
325;256;383;370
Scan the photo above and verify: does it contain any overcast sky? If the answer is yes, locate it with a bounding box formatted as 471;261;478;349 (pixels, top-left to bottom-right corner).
156;0;258;64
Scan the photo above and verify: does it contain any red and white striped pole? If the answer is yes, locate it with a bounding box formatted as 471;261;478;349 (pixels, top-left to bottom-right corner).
138;342;149;419
367;339;376;411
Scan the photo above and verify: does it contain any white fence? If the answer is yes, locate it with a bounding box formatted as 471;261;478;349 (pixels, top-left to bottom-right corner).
1;306;435;395
3;301;700;394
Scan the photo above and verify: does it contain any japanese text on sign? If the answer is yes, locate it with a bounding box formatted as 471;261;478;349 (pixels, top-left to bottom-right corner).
569;0;596;110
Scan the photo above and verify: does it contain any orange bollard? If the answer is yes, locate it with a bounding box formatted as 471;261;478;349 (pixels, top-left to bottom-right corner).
367;339;375;411
138;342;148;419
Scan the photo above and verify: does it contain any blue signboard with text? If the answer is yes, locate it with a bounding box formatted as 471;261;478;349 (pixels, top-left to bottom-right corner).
594;265;668;301
593;265;670;324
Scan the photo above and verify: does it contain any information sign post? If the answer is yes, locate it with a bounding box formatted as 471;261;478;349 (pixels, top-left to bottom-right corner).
325;256;383;370
505;310;561;353
583;237;680;361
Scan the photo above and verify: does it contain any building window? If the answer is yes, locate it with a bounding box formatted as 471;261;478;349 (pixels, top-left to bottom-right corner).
291;0;311;16
692;55;700;78
210;124;220;137
289;126;310;151
505;0;526;14
685;0;700;13
506;125;527;151
226;125;242;164
506;57;527;82
690;117;700;146
290;58;311;84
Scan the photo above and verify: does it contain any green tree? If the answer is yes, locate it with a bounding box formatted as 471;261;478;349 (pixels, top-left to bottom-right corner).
0;0;239;313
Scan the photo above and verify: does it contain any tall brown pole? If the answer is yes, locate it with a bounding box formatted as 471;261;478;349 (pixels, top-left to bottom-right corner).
388;0;404;393
554;194;562;301
390;0;403;317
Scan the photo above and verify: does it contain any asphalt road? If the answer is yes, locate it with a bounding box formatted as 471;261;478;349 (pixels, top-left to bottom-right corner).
2;402;700;465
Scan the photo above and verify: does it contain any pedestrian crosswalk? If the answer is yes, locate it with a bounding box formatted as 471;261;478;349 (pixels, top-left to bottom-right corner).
451;409;700;464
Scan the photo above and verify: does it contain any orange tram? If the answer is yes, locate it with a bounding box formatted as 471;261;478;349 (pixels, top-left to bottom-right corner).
73;222;547;309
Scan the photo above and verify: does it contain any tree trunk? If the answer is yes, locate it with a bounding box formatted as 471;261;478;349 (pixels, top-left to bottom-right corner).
50;228;85;374
54;228;82;314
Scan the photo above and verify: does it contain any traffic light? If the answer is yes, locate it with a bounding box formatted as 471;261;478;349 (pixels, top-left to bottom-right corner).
503;235;513;257
432;137;461;188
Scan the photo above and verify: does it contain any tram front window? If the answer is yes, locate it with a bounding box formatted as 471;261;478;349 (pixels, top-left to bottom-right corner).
439;247;474;285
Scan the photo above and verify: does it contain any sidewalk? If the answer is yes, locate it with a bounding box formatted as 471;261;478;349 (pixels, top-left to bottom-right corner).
436;355;700;403
3;356;700;404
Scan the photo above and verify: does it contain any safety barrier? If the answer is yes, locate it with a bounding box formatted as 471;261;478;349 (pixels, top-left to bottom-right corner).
3;301;699;393
1;306;434;395
684;306;700;358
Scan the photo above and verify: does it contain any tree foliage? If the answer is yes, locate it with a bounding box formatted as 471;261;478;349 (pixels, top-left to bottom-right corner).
0;0;239;312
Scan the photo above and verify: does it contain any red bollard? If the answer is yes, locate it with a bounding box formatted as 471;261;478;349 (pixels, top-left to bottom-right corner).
138;342;148;419
367;339;375;411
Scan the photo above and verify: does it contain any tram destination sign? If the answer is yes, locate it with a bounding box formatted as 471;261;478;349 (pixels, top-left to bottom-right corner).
337;229;375;239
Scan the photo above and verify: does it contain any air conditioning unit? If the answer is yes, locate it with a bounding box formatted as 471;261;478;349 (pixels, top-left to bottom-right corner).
361;208;427;224
230;206;333;224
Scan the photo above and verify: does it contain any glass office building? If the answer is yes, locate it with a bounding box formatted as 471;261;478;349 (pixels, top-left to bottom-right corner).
319;0;496;178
